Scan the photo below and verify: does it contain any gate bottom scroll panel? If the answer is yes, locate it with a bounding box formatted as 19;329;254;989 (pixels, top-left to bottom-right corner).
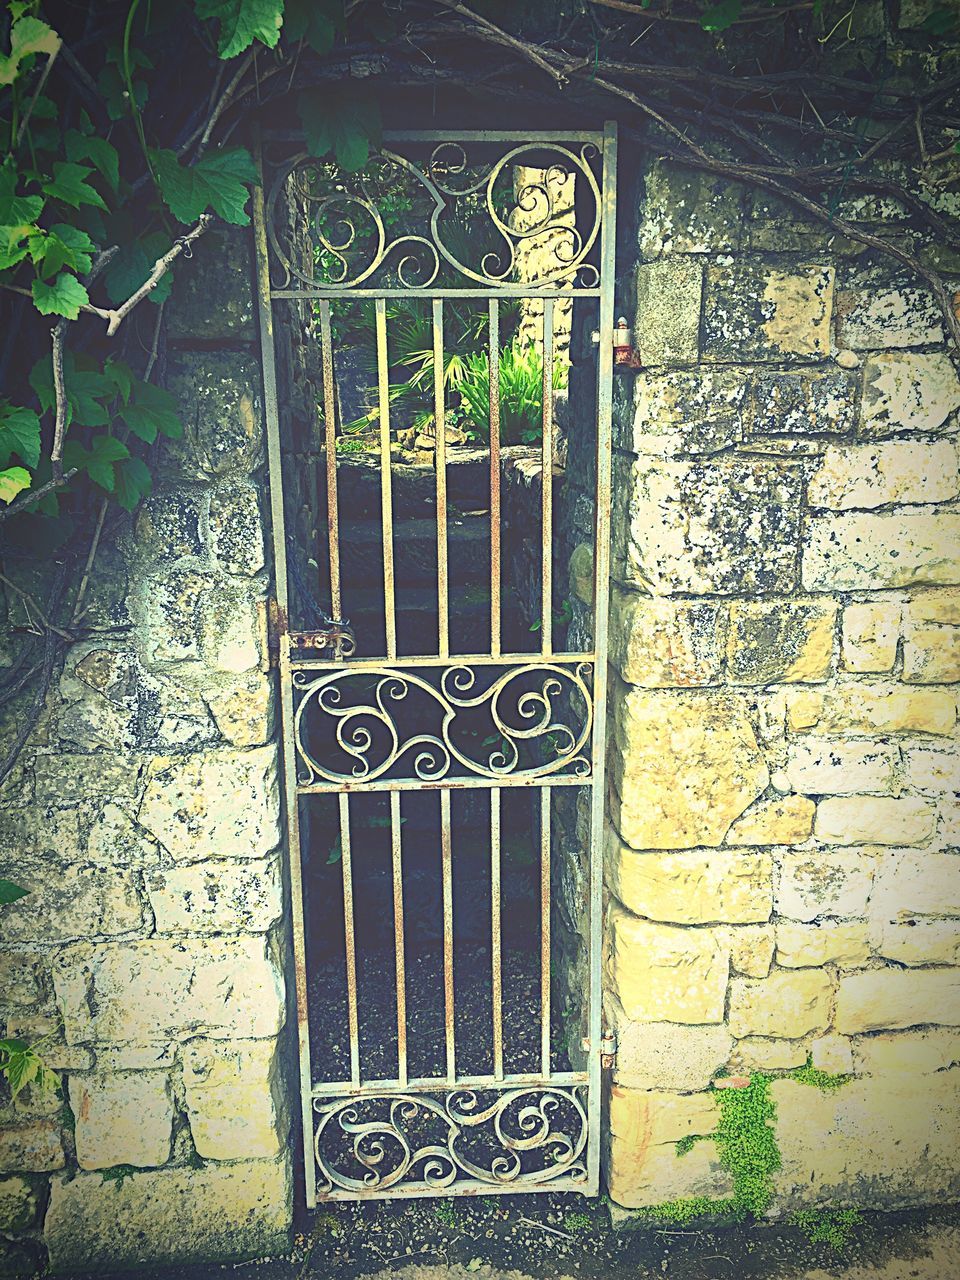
312;1086;589;1197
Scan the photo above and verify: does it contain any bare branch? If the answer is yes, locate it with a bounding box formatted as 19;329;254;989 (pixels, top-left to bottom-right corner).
103;214;212;337
0;468;78;524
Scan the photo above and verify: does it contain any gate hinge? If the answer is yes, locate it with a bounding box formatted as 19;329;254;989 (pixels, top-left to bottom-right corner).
264;597;287;669
600;1032;617;1070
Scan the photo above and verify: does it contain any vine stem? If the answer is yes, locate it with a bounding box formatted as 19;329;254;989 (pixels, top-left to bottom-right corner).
104;214;212;336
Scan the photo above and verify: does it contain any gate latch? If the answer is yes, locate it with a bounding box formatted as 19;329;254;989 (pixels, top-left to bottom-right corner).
289;622;357;659
613;317;642;370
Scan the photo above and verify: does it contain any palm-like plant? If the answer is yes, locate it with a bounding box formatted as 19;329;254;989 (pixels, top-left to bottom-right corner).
458;340;566;445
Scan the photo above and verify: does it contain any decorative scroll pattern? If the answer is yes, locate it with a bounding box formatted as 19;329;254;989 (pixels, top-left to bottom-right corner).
314;1088;588;1195
292;662;593;786
265;141;602;290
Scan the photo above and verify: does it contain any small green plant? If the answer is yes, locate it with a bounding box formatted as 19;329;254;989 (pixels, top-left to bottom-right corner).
100;1164;137;1190
434;1198;457;1227
635;1195;739;1225
791;1207;862;1250
790;1057;851;1091
459;340;566;446
562;1210;593;1234
0;1036;60;1100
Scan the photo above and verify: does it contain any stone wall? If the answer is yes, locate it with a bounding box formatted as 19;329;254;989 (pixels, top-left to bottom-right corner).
601;138;960;1214
0;228;293;1274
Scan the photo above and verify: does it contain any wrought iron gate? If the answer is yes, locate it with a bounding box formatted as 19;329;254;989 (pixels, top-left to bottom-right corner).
252;125;617;1205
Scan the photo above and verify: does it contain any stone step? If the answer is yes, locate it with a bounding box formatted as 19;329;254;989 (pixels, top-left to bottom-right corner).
336;515;491;586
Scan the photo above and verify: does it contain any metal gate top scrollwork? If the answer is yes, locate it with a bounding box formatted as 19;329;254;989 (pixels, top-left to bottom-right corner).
253;126;617;1206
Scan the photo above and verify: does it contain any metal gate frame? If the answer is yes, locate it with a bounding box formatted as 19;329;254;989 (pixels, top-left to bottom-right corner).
252;124;617;1206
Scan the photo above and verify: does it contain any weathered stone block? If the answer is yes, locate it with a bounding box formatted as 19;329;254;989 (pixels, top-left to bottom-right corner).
835;286;943;350
182;1038;285;1160
870;851;960;922
198;580;261;674
809;441;959;511
776;921;871;968
835;968;960;1033
803;512;960;591
810;1033;853;1076
853;1028;960;1075
609;589;724;687
634;258;702;365
52;936;285;1044
612;1022;733;1091
163;350;264;478
902;746;959;792
702;263;833;362
639;162;745;258
610;689;768;850
727;796;815;845
815;795;936;845
203;674;276;748
726;601;836;684
208;482;265;576
729;969;833;1039
58;644;141;752
874;920;960;966
137;744;280;861
785;684;955;736
607;840;772;924
775;849;876;921
735;1037;808;1071
0;857;143;944
136;566;213;665
605;908;728;1024
0;1175;39;1232
621;369;743;456
841;602;901;672
782;738;898;796
0;1122;64;1173
146;859;282;933
44;1156;292;1272
720;924;775;978
0;952;41;1006
166;226;255;341
33;754;141;805
85;803;159;867
905;588;960;625
860;352;960;434
903;624;960;683
133;491;205;564
73;1071;173;1170
745;367;857;437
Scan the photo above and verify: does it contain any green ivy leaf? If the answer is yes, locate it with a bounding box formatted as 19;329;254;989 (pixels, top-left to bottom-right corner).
121;381;182;442
0;166;44;225
154;147;258;225
297;88;382;173
113;455;152;511
28;224;96;278
0;403;41;468
30;354;115;428
700;0;742;30
104;359;134;405
194;0;284;58
0;466;31;504
63;435;130;493
97;57;150;122
31;271;90;319
42;162;109;212
103;235;175;306
0;879;29;904
0;222;33;271
0;15;61;88
284;0;341;52
65;131;120;193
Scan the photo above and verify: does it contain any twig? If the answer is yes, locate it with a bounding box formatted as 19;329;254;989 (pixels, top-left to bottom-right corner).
103;215;212;336
70;501;108;627
14;43;60;150
0;468;78;524
50;323;68;482
589;0;815;22
432;1;569;85
517;1216;575;1241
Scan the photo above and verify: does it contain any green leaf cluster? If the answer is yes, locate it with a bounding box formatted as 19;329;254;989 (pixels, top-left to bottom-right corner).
0;1037;60;1101
789;1056;851;1091
791;1207;862;1250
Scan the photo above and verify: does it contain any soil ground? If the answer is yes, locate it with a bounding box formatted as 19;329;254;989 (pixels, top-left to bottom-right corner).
71;1197;960;1280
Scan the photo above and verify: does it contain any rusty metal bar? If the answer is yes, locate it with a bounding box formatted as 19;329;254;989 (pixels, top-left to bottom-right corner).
490;787;503;1080
312;1069;587;1096
489;299;501;660
318;301;342;622
291;650;597;671
440;789;455;1083
391;791;408;1088
434;299;449;658
297;772;591;796
539;788;551;1077
273;288;600;300
339;792;360;1086
375;298;397;659
541;298;554;657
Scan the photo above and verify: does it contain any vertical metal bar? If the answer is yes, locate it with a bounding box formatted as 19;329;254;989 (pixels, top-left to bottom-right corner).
539;787;551;1077
541;297;554;657
440;789;456;1083
391;791;408;1088
490;788;503;1081
375;299;397;659
488;300;501;660
586;121;618;1196
252;133;318;1209
339;792;361;1087
318;300;342;622
433;300;449;658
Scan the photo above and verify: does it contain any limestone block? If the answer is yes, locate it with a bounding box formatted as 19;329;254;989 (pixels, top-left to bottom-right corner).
835;968;960;1033
605;907;728;1024
635;258;702;365
727;796;815;845
871;852;960;921
638;162;745;258
73;1071;173;1170
841;602;901;673
775;850;877;922
44;1156;292;1272
835;287;943;349
85;803;160;867
569;542;593;604
622;369;743;456
735;1038;808;1071
803;511;960;591
728;969;833;1039
0;952;41;1006
938;793;960;846
33;753;141;804
903;746;960;792
166;227;255;341
776;921;871;968
52;936;285;1044
807;441;959;510
0;1175;39;1232
861;351;960;434
182;1038;285;1160
146;858;282;933
136;565;213;665
853;1028;960;1075
58;644;141;752
612;1022;734;1091
702;263;833;361
772;1071;960;1210
875;920;960;966
137;744;280;861
810;1034;854;1075
208;482;264;576
903;624;960;683
0;1122;64;1172
163;350;264;479
605;1086;732;1209
610;689;768;850
609;588;724;687
785;684;955;736
905;588;960;624
203;674;276;748
726;601;836;684
614;454;802;596
783;738;897;796
815;795;936;845
785;690;824;731
607;840;772;924
199;580;261;674
746;367;858;437
0;857;143;943
718;924;775;978
133;491;204;563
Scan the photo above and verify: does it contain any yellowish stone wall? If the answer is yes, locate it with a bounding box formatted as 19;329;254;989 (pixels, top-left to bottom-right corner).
602;155;960;1214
